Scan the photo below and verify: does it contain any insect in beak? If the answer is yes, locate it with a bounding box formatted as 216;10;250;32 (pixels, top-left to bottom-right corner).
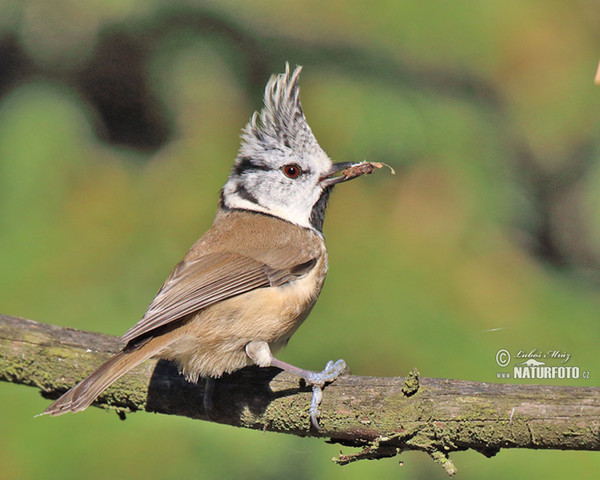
320;161;395;187
319;162;361;187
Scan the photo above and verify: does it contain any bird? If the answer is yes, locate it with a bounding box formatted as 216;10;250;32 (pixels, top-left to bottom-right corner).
42;63;373;428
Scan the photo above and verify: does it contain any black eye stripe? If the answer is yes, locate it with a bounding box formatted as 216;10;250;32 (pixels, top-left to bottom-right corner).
234;156;271;176
234;156;312;178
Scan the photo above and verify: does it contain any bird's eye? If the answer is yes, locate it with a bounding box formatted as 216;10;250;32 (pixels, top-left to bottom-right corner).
282;164;302;179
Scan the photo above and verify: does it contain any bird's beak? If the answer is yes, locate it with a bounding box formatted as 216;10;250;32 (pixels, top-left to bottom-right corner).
319;162;360;188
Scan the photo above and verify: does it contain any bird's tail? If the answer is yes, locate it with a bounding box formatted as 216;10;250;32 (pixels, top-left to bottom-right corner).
42;340;161;416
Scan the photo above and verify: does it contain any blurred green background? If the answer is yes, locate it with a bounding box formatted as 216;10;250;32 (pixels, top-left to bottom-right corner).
1;1;599;478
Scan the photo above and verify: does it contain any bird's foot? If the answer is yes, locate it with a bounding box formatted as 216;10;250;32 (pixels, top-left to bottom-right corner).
304;359;348;429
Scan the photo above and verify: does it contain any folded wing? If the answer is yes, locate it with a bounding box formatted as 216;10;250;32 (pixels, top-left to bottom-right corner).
121;251;317;344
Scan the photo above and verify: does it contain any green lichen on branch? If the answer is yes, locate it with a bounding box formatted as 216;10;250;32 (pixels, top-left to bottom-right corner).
429;449;458;476
1;314;600;477
401;368;420;396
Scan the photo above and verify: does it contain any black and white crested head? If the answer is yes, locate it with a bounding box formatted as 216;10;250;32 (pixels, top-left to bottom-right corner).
241;64;325;161
221;64;336;233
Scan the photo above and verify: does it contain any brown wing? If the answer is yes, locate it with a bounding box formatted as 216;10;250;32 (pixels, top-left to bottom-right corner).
121;251;316;344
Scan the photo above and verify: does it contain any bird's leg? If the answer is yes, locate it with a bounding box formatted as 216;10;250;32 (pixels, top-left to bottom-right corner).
245;341;348;429
203;377;216;419
270;357;348;429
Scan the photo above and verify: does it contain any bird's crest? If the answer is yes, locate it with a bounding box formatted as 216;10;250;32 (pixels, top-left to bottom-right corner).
238;63;322;159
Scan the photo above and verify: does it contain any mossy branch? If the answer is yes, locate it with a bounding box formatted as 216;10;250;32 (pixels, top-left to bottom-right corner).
1;314;599;475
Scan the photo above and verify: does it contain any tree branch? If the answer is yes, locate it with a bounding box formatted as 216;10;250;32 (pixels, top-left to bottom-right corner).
1;314;598;475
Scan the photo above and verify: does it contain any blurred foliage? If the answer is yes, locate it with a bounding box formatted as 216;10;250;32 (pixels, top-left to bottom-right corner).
1;1;599;479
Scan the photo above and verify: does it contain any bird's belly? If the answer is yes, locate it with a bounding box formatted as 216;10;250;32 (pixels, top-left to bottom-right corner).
160;264;326;381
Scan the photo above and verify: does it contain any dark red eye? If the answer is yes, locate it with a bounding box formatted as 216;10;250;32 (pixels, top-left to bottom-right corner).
282;164;302;179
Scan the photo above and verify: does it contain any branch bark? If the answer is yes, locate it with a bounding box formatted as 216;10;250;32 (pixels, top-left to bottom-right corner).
1;314;598;475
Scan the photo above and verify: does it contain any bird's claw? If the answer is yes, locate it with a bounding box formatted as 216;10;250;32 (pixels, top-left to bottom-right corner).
306;359;348;430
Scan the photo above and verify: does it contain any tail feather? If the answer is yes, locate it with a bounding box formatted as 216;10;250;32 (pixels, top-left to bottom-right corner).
42;343;158;416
